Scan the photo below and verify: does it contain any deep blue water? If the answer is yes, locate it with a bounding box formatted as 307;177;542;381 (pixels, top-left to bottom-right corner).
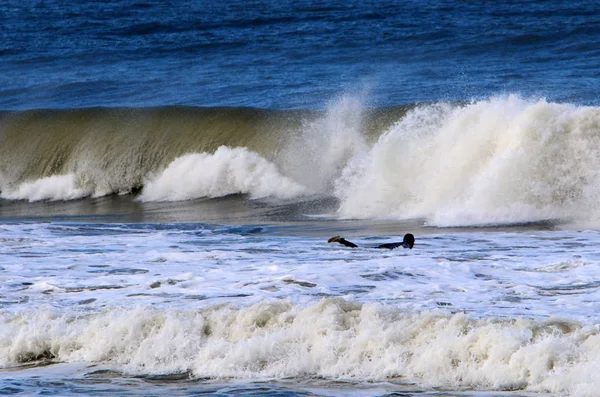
1;0;599;110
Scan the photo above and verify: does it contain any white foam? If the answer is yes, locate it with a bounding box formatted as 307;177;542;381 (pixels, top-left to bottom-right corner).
334;96;600;227
1;301;600;396
2;222;600;393
138;146;306;201
0;174;93;202
2;223;600;319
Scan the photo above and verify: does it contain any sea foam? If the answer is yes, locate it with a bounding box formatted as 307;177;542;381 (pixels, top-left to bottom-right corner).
138;146;305;201
1;300;599;396
0;174;93;202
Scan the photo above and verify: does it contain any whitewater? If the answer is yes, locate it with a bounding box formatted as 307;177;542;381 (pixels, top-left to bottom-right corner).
2;221;600;396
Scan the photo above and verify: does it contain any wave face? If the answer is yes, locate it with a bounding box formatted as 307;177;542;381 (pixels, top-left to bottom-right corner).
0;99;398;202
0;106;308;200
1;299;599;396
2;96;600;227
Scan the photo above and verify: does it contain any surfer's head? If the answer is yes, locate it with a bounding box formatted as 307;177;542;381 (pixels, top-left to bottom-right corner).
403;233;415;249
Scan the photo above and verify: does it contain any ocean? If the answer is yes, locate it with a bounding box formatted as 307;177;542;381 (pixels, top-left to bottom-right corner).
1;0;600;396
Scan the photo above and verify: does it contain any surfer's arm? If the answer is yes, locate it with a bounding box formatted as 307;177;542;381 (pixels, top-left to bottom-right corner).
327;236;358;248
375;242;405;249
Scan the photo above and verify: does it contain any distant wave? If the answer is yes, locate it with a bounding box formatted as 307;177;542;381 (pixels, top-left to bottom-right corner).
1;299;598;396
2;96;600;227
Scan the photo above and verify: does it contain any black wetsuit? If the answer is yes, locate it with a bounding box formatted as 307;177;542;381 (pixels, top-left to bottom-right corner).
328;233;415;249
375;241;413;249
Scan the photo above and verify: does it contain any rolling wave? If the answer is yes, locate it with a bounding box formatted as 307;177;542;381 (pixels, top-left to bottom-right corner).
1;299;598;396
2;96;600;227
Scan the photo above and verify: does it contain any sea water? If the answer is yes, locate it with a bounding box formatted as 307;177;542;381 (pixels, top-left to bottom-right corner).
3;222;600;396
2;1;600;396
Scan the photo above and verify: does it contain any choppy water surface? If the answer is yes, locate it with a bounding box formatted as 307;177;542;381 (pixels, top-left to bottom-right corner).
1;223;600;318
1;222;600;396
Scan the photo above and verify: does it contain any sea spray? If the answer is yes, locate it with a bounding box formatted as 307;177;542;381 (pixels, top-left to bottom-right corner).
278;95;369;193
335;95;600;226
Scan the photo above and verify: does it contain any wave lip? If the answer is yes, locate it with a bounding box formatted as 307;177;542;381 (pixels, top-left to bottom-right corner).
1;300;599;396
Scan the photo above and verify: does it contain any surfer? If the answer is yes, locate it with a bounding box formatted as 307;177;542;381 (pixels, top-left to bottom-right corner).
328;233;415;249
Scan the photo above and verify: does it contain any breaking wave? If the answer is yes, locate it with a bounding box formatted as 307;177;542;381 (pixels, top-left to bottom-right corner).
1;299;599;396
335;95;600;227
2;96;600;227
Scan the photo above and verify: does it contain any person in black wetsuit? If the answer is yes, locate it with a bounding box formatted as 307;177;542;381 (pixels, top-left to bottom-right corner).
327;233;415;249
